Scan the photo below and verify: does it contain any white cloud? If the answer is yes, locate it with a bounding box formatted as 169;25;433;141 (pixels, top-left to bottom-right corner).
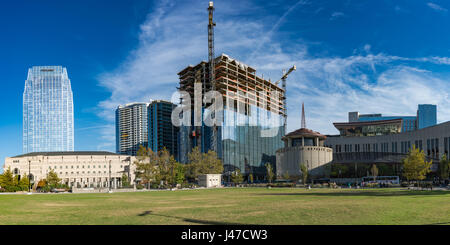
427;2;448;12
95;0;450;151
330;11;345;20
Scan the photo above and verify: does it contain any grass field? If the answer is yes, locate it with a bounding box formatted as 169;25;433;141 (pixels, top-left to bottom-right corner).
0;188;449;225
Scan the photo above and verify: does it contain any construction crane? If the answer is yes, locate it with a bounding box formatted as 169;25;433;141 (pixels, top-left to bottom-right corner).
208;1;217;152
274;65;296;135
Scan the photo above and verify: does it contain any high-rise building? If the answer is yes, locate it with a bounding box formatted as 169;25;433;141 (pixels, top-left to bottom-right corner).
177;54;285;180
417;104;437;129
23;66;74;153
148;100;179;160
115;102;149;156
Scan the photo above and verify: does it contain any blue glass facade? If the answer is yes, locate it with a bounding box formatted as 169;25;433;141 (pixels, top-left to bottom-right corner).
417;104;437;129
221;106;284;177
180;105;284;179
23;66;74;153
148;101;179;160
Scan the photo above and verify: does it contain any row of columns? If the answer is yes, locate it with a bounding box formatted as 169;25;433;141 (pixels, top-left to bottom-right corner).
64;177;122;189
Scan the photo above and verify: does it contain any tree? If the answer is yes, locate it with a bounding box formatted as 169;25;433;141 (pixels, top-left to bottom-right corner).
174;163;185;185
231;169;244;185
157;148;172;186
46;169;61;187
186;147;224;181
122;173;130;188
371;164;379;182
283;172;290;181
300;164;308;184
265;163;274;183
18;175;30;191
0;167;14;188
203;150;224;174
402;145;432;185
438;154;450;181
248;173;254;183
134;146;159;188
37;179;47;189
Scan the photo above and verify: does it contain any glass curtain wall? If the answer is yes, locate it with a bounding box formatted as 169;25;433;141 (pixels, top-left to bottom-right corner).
23;66;74;153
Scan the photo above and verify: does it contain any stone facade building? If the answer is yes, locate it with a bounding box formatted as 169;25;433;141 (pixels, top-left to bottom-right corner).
3;151;136;189
276;128;333;178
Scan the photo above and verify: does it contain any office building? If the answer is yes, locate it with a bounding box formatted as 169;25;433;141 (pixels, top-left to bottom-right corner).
178;54;285;180
148;100;179;160
116;102;149;156
23;66;74;153
324;117;447;174
417;104;437;129
4;151;135;189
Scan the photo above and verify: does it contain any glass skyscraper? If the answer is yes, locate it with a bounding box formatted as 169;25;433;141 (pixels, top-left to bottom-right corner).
148;100;179;160
23;66;74;153
417;104;437;129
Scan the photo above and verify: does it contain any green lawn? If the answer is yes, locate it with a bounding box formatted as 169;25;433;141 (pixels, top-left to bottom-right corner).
0;188;448;225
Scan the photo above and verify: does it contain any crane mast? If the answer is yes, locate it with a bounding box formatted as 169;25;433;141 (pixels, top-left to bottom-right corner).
208;1;217;152
275;65;296;135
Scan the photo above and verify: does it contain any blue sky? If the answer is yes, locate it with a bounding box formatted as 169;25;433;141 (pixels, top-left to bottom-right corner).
1;0;450;169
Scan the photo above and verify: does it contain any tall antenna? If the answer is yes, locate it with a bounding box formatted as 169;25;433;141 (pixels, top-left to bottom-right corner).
208;1;217;152
301;102;306;129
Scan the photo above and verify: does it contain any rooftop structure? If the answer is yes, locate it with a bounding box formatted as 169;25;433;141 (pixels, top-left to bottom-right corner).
333;118;403;137
347;104;437;134
277;104;332;178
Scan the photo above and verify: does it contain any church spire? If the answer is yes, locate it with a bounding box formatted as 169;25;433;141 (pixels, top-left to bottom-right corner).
301;102;306;129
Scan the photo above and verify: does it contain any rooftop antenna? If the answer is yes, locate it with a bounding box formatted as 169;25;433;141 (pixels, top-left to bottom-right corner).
301;102;306;129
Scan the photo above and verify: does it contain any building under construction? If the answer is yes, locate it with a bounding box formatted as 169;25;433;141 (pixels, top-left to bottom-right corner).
177;54;286;180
